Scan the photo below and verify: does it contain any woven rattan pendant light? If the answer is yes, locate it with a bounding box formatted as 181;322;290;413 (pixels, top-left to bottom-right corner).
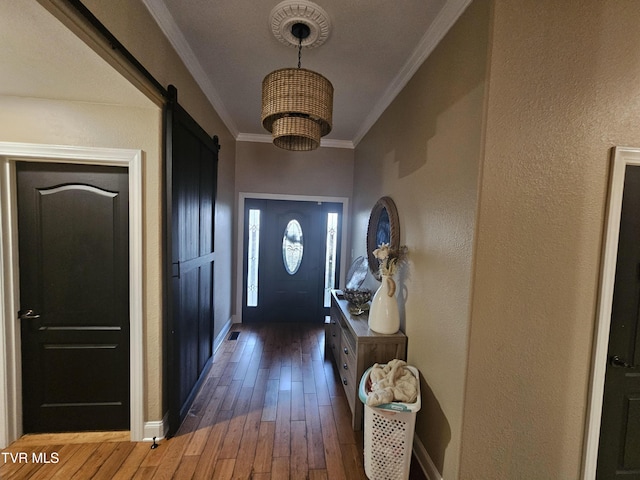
262;14;333;151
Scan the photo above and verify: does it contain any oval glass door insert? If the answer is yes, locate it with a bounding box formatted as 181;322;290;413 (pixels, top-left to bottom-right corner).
282;219;304;275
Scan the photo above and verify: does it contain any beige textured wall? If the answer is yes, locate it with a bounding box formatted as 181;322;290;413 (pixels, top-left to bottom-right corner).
351;2;489;478
78;0;237;419
460;1;640;478
235;141;354;198
0;96;163;419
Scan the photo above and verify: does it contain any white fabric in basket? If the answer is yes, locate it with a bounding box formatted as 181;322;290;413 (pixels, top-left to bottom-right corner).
366;359;418;406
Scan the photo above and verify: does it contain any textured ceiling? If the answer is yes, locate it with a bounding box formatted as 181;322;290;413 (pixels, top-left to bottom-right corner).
1;1;472;149
143;0;472;148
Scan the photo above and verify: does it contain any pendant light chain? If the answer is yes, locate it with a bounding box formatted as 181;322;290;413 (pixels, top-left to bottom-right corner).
297;36;302;68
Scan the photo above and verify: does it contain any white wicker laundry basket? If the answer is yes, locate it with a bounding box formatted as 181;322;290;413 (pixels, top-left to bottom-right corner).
358;365;421;480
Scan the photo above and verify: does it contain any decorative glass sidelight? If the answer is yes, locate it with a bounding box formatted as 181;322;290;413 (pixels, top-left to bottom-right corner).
247;209;261;307
282;219;304;275
324;212;338;307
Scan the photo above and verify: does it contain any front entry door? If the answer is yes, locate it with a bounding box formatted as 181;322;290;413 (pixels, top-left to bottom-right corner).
17;162;130;433
597;165;640;478
243;199;341;323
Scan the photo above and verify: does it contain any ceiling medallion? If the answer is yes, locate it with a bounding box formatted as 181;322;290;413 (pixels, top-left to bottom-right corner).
269;0;331;49
262;2;333;151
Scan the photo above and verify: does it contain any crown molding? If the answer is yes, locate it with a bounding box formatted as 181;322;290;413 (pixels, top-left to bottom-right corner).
236;133;273;144
352;0;473;147
143;0;471;149
320;138;354;150
237;133;354;150
141;0;239;137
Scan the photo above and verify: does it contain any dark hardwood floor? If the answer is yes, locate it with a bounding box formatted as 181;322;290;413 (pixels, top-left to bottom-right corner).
1;322;427;479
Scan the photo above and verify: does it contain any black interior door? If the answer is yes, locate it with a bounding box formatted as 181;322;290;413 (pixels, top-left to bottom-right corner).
17;162;130;433
243;199;341;324
165;86;219;436
598;164;640;478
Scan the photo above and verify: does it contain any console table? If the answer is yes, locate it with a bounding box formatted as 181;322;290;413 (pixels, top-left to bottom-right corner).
325;290;407;430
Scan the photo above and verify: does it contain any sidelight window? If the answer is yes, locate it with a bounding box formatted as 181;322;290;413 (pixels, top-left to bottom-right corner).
323;212;338;307
247;208;261;307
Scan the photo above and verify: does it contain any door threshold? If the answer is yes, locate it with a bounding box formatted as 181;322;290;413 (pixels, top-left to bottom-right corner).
10;431;130;447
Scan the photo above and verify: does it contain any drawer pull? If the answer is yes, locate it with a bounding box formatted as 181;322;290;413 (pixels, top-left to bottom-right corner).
343;363;348;370
332;332;336;337
342;378;348;385
343;347;349;355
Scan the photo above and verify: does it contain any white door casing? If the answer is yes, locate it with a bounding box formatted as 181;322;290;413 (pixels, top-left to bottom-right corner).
582;146;640;478
235;192;350;324
0;142;144;448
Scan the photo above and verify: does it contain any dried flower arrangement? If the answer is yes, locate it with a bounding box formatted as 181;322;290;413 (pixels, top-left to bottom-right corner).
372;243;407;277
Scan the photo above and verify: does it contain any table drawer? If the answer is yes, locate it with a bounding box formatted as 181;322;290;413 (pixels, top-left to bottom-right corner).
339;359;357;414
329;290;407;430
326;314;341;359
340;331;357;388
340;346;356;374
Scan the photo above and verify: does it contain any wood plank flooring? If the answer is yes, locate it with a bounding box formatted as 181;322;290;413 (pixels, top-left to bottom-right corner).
1;322;426;479
0;323;364;479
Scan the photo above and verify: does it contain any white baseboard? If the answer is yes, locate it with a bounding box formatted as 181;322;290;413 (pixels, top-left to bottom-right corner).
413;435;443;480
143;413;168;442
213;317;234;354
145;318;233;443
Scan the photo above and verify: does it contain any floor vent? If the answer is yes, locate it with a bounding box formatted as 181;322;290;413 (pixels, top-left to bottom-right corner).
228;331;240;341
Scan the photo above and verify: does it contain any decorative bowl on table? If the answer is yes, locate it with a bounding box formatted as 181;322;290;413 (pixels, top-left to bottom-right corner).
343;288;372;315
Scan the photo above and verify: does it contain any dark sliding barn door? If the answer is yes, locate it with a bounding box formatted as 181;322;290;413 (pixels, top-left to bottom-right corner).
165;86;219;436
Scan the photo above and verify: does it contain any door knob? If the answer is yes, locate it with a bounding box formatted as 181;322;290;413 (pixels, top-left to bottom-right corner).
610;355;637;369
18;309;40;320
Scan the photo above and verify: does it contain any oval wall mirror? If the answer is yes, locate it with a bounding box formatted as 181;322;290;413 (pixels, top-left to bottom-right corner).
366;196;400;279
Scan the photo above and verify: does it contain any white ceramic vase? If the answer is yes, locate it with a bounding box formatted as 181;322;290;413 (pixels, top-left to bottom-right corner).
368;274;400;334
